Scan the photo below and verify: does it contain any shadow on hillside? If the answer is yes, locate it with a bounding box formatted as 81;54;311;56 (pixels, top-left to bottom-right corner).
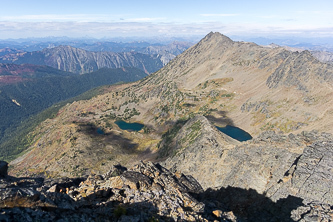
77;122;139;152
195;186;304;221
206;110;235;127
105;132;139;152
77;122;105;136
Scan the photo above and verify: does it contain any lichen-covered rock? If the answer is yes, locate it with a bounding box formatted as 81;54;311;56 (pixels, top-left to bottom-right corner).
0;161;209;221
267;140;333;205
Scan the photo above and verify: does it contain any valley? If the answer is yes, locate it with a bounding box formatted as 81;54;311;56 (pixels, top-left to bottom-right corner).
7;32;333;176
1;32;333;221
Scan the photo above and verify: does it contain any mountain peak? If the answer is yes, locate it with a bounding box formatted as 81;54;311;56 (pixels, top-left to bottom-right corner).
202;32;233;43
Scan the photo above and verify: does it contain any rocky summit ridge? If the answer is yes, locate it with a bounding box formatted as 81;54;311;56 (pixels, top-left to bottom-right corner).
4;32;333;221
1;155;333;221
0;161;208;221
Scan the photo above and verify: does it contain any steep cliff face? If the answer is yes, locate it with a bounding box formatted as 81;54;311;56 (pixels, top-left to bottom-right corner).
0;45;164;74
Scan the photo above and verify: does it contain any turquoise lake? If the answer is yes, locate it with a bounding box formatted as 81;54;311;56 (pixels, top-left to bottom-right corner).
96;128;105;135
216;125;252;142
114;119;251;141
114;120;144;131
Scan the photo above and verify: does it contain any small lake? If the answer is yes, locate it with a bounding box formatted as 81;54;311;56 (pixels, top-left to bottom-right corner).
216;125;252;142
114;120;144;132
97;127;105;135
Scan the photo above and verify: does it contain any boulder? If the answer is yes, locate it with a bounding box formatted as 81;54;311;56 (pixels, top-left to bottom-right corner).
162;115;240;189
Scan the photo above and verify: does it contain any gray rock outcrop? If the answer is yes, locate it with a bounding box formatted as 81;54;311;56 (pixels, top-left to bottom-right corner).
266;140;333;205
162;115;333;221
0;161;212;221
162;115;240;189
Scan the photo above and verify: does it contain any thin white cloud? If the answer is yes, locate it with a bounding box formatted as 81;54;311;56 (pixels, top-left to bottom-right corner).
0;14;167;25
200;14;239;17
0;14;123;22
255;15;278;19
0;21;332;39
296;10;327;14
124;17;166;22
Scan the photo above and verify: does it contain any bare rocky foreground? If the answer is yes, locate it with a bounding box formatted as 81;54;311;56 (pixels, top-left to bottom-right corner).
1;117;333;221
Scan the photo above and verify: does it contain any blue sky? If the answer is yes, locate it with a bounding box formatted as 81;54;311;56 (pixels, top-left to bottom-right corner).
1;0;333;40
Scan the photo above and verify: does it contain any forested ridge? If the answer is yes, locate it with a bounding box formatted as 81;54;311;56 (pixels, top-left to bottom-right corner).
0;67;147;160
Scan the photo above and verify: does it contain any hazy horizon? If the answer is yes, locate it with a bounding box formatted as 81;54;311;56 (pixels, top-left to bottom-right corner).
1;0;332;42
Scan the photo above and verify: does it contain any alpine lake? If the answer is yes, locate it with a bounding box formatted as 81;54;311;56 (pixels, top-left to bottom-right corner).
114;119;252;142
114;120;144;132
216;125;252;141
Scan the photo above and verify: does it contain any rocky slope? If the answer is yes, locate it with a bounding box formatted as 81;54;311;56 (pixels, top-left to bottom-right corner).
265;43;333;64
79;41;193;66
161;115;333;221
8;32;333;176
0;161;209;221
1;154;332;221
0;45;164;74
162;115;333;204
310;51;333;64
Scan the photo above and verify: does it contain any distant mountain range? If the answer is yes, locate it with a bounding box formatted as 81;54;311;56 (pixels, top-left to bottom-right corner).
0;41;193;74
0;40;192;160
0;45;164;74
0;48;24;57
264;43;333;64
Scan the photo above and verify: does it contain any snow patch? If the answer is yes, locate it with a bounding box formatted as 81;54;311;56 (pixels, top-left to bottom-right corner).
12;99;21;106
